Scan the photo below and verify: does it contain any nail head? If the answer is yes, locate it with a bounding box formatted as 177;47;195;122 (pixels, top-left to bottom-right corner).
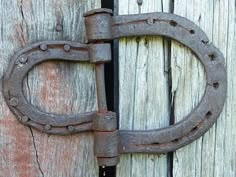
64;45;71;52
147;18;154;25
45;124;51;131
19;56;28;64
9;97;18;107
56;24;63;31
137;0;143;5
40;44;48;51
68;126;74;132
21;116;29;123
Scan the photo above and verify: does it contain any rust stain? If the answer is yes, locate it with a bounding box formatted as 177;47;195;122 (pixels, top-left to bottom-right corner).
62;146;71;161
37;61;72;115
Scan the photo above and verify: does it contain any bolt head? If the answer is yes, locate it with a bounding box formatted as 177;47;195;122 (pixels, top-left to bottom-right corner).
147;18;154;25
40;44;48;51
68;126;74;132
21;116;29;123
137;0;143;5
19;56;28;64
64;45;71;52
56;24;63;31
45;124;51;131
9;97;18;107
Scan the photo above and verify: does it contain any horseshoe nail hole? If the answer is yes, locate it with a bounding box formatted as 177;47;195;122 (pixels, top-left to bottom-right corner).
191;126;198;132
201;40;209;44
172;139;179;143
208;54;216;61
151;142;160;145
190;29;195;34
213;82;219;89
205;111;212;119
169;20;177;27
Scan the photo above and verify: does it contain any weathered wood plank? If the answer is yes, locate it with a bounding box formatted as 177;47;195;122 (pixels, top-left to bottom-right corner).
116;0;170;177
0;0;100;177
172;0;236;177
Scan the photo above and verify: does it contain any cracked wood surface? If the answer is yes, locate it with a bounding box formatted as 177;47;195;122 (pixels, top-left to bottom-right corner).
116;0;171;177
172;0;236;177
0;0;100;177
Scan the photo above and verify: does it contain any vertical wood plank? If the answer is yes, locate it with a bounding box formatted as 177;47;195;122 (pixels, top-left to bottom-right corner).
0;0;100;177
172;0;236;177
117;0;170;177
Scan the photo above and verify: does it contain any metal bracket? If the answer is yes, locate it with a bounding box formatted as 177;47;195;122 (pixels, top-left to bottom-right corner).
3;8;227;167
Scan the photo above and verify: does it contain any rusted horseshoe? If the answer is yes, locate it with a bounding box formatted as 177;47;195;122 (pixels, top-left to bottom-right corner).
3;8;227;166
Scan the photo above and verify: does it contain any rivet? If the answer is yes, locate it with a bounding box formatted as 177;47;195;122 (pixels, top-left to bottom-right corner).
64;45;71;52
45;124;51;131
21;116;29;123
40;44;48;51
19;56;28;64
68;126;74;132
9;97;18;107
147;18;154;25
137;0;143;5
56;24;63;32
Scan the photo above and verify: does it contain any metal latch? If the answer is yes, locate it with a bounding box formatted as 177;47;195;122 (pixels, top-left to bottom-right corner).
3;8;227;167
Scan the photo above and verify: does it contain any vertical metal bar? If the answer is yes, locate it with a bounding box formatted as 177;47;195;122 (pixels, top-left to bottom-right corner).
95;63;108;113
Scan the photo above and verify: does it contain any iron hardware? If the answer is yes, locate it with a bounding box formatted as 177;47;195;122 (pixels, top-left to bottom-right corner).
3;8;227;167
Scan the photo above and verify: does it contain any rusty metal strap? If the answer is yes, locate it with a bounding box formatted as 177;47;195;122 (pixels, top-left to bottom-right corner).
3;8;227;167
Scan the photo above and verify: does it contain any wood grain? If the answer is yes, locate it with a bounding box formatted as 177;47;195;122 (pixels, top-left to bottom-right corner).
172;0;236;177
116;0;170;177
0;0;100;177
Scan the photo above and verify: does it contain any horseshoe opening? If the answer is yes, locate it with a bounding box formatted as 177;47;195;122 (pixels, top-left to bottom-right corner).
23;60;97;116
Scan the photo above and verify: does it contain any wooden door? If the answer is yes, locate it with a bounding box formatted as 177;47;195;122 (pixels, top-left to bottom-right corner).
0;0;235;177
117;0;236;177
